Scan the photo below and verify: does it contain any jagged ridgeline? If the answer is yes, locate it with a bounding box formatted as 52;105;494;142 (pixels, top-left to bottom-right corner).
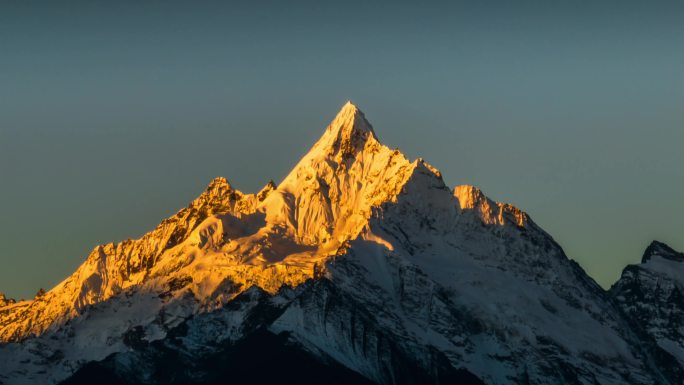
0;102;682;385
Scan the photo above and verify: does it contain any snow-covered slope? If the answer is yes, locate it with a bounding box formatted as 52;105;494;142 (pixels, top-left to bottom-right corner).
0;102;680;385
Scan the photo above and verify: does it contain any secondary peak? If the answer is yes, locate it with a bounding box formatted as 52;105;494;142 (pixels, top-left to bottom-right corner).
642;240;684;263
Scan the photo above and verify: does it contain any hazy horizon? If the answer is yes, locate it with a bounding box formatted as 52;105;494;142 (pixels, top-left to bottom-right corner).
2;0;683;298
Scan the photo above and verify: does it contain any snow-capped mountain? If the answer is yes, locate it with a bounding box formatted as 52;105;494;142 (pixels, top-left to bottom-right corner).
0;102;681;385
611;241;684;381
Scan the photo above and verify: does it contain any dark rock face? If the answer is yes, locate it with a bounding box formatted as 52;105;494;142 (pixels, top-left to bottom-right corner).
60;287;484;385
61;331;483;385
610;241;684;383
61;331;378;385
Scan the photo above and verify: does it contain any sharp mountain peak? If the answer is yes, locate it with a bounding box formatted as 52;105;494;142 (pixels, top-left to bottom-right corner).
314;101;377;158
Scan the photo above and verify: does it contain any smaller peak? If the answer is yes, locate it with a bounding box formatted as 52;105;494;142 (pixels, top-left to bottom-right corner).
642;240;684;263
412;158;444;180
197;176;237;203
34;288;46;299
263;179;276;189
453;185;488;210
206;176;232;191
453;185;531;228
257;180;277;201
454;184;481;193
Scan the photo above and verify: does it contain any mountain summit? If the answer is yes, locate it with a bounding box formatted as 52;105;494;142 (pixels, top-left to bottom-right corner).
287;100;376;169
0;103;682;385
316;100;376;153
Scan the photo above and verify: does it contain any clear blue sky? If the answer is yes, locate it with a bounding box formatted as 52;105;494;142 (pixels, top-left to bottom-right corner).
1;0;683;298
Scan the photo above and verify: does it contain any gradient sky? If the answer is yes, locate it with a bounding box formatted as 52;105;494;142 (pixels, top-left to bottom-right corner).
1;0;683;298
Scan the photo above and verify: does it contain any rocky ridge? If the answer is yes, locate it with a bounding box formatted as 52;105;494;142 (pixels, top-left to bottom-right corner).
611;241;684;378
